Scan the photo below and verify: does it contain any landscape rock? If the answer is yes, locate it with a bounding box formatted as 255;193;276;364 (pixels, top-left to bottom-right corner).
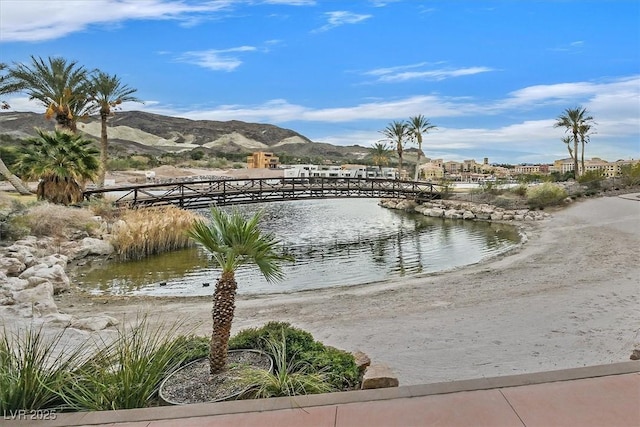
0;257;26;276
18;263;70;294
71;237;115;259
12;282;58;317
70;315;119;331
353;350;371;373
361;364;399;389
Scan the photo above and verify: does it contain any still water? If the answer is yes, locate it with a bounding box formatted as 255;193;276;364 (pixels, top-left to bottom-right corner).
75;199;521;296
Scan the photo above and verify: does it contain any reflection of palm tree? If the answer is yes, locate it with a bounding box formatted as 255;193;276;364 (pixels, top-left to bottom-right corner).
187;208;291;374
16;129;99;205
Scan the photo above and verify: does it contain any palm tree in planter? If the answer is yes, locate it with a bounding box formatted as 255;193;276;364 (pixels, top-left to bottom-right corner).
187;207;292;374
15;129;99;205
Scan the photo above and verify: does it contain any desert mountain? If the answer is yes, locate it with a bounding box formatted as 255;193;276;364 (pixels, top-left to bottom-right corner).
0;111;371;161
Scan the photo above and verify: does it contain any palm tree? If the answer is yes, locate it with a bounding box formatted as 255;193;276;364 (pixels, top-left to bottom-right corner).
187;208;292;374
7;56;94;132
370;142;392;175
379;121;408;179
554;107;594;178
0;63;32;195
578;123;594;175
15;129;99;205
406;115;437;181
87;71;142;188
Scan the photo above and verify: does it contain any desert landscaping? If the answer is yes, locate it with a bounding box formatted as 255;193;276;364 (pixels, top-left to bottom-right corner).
2;181;636;387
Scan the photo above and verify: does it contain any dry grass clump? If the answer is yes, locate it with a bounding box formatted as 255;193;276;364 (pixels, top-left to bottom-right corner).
111;206;202;261
23;202;98;238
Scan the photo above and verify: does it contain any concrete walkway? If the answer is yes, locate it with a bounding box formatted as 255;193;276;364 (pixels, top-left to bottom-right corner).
6;361;638;427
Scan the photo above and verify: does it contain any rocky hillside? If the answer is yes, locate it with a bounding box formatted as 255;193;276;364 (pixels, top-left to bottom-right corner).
0;111;371;161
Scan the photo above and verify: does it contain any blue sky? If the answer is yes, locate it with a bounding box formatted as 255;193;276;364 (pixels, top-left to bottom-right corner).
1;0;638;164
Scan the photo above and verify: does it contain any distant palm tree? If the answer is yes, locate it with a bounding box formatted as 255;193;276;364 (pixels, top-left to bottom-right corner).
7;56;94;132
187;208;292;374
370;142;392;175
87;71;142;188
379;121;408;179
554;107;594;178
0;63;32;195
406;115;437;181
578;123;594;175
15;129;99;205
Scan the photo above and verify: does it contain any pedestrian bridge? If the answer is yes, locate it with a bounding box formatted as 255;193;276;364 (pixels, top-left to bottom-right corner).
83;177;443;210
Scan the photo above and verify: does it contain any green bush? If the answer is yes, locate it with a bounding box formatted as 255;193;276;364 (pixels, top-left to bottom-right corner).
577;170;605;190
0;198;30;241
526;183;568;209
619;163;640;187
510;185;528;197
229;322;359;390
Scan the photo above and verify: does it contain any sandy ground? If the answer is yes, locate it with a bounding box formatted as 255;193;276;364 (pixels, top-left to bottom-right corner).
50;195;640;386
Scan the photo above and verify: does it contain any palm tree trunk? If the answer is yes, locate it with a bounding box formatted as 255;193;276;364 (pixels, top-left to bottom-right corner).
0;157;32;195
572;131;580;178
98;111;108;188
580;138;585;176
210;271;238;374
414;141;422;181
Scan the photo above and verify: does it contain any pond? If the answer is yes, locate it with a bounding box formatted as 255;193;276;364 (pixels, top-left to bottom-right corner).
73;199;522;296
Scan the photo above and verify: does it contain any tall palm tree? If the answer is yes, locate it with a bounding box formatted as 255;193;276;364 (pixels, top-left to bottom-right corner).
554;107;594;178
87;71;142;188
406;115;437;181
187;208;292;374
7;56;94;132
379;121;408;179
15;129;99;205
0;63;32;195
578;123;594;175
370;142;392;175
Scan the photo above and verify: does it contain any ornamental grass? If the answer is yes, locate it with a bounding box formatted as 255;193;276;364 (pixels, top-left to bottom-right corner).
110;206;203;261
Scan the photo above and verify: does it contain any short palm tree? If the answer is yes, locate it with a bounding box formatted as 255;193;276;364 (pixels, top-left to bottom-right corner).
87;71;142;188
554;107;594;178
187;208;292;374
370;142;392;175
406;115;437;181
7;56;94;132
578;123;594;175
15;129;99;205
379;121;408;179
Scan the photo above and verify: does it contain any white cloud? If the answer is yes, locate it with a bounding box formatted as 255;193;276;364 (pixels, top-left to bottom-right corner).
177;46;257;71
362;63;494;82
313;11;372;32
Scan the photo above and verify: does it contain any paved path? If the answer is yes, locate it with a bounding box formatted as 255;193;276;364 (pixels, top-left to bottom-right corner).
6;362;638;427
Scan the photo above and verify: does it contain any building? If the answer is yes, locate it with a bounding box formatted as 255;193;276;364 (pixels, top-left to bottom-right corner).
247;152;280;169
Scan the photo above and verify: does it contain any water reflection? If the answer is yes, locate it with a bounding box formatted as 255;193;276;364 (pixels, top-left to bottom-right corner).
73;199;521;296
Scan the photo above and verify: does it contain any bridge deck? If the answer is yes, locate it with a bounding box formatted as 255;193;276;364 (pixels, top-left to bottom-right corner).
83;177;442;209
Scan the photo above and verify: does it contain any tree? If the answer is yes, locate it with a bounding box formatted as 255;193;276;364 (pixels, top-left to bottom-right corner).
370;142;392;175
7;56;94;132
187;208;292;374
379;121;408;179
15;129;99;205
87;71;142;188
578;123;594;175
554;107;594;178
0;63;33;195
406;115;437;181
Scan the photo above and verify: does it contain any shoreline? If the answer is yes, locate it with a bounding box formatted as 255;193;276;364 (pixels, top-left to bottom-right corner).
55;194;640;385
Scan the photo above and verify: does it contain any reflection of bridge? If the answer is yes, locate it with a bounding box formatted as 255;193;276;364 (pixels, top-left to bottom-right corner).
83;177;443;210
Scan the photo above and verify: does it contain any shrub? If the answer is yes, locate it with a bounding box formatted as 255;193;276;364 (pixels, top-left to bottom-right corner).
60;316;190;411
110;206;202;261
229;322;359;391
0;325;86;411
510;184;528;197
526;183;568;209
240;332;335;398
0;197;30;241
577;170;605;190
619;163;640;187
23;202;98;238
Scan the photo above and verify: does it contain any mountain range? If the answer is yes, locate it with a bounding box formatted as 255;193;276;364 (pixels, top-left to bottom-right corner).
0;111;373;162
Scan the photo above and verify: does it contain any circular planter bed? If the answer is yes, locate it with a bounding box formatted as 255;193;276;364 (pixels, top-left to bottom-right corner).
159;349;273;405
